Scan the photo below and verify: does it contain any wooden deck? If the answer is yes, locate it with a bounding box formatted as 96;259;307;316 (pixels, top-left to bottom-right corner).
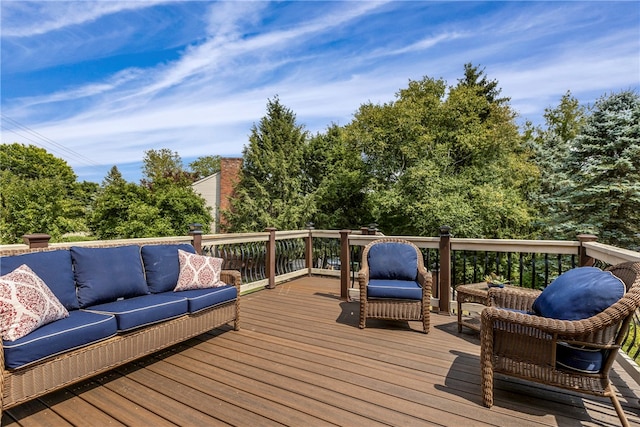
4;276;640;426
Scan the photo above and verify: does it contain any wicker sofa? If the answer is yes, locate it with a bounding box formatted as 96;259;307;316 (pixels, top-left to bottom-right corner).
0;243;241;417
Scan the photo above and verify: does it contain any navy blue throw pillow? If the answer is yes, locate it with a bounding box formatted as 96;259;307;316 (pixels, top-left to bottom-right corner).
1;250;78;311
71;245;149;308
532;267;624;321
141;244;196;293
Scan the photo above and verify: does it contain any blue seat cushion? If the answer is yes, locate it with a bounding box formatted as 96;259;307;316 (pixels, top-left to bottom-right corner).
367;279;423;300
141;244;196;293
0;250;78;311
556;342;603;373
84;294;188;332
532;267;625;321
71;245;149;308
3;310;117;369
164;285;238;313
368;243;418;281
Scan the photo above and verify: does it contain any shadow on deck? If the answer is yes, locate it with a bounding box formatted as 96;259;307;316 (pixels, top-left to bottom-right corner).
4;276;640;426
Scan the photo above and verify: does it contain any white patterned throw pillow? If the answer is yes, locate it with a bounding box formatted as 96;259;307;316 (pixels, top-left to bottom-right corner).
0;264;69;341
174;249;226;291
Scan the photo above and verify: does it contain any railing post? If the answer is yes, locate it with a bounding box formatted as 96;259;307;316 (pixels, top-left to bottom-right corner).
188;223;203;254
22;234;51;249
266;227;277;289
305;223;314;275
578;233;598;266
340;229;352;299
439;226;452;314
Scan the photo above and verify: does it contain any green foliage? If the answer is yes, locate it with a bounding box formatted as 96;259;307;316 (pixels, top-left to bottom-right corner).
90;165;212;239
346;65;537;238
189;155;221;180
141;148;193;186
563;90;640;248
304;125;371;229
0;143;91;243
225;97;313;232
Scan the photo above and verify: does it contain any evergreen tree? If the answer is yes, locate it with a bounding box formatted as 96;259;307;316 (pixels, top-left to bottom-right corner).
225;97;312;232
563;90;640;248
528;91;587;238
457;63;510;108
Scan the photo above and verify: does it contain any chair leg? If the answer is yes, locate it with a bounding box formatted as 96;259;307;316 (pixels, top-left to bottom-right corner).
359;299;366;329
608;386;630;427
480;323;494;407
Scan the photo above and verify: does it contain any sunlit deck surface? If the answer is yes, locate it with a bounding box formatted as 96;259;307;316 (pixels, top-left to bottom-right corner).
4;276;640;426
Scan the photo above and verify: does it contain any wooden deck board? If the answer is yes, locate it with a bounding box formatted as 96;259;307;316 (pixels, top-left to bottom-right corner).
3;276;640;426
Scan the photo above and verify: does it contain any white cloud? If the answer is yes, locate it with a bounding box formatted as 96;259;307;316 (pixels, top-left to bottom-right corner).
2;1;171;37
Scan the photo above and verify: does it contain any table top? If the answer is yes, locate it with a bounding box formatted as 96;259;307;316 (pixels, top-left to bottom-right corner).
456;282;497;298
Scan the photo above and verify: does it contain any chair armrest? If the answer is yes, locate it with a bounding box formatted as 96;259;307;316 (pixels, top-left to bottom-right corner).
358;266;370;298
487;287;540;311
417;267;432;299
481;305;625;345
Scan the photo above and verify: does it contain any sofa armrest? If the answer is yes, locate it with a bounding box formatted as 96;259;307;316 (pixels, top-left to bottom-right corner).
220;270;241;291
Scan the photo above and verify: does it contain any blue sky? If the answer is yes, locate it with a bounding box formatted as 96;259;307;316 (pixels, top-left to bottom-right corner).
1;1;639;183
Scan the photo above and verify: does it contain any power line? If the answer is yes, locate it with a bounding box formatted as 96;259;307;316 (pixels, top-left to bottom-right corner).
0;114;101;167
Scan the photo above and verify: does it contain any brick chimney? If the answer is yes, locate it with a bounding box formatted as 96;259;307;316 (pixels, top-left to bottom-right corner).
218;157;242;230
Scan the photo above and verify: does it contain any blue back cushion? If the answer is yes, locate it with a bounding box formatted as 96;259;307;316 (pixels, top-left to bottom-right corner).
1;250;79;311
71;245;149;308
368;242;418;281
141;244;196;293
532;267;624;321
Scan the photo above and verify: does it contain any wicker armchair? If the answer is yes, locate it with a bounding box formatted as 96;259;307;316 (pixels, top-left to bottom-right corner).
480;261;640;427
358;239;432;333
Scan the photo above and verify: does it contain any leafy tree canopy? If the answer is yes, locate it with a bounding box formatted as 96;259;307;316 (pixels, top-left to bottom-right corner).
345;65;536;238
189;155;221;180
0;143;88;243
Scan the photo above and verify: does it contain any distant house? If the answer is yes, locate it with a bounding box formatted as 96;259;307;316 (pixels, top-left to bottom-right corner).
191;158;242;233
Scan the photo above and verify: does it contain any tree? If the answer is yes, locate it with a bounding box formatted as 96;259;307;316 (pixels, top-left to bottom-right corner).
303;125;371;229
225;97;311;232
189;155;221;180
457;62;509;106
346;77;446;187
344;66;537;238
562;90;640;248
90;165;213;239
528;91;587;238
0;143;88;243
141;148;187;185
90;166;155;239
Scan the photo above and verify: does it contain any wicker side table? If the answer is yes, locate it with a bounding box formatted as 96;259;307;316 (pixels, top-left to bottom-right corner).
456;282;492;333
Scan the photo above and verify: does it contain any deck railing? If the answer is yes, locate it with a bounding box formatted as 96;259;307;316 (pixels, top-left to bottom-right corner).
8;227;640;370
